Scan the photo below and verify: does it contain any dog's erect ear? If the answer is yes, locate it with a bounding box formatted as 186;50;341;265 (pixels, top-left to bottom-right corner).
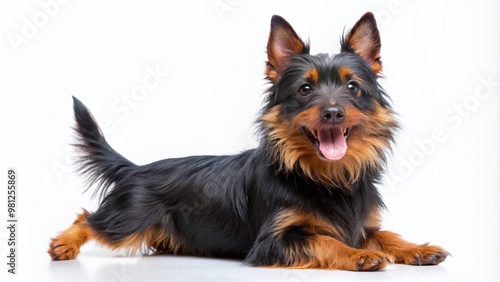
342;12;382;74
266;15;308;80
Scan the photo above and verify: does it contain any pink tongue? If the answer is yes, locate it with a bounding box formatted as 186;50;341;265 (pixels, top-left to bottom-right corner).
318;128;347;160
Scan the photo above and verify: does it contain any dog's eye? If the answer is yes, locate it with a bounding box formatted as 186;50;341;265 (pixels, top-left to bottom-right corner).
347;81;359;95
299;84;312;96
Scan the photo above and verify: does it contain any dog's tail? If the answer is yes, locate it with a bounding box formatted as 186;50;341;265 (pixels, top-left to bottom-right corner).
72;96;136;200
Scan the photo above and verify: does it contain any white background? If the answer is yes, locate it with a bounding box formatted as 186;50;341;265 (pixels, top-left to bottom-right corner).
1;0;499;281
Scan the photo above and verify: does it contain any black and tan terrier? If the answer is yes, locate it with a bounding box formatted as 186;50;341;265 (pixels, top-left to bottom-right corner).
49;13;448;271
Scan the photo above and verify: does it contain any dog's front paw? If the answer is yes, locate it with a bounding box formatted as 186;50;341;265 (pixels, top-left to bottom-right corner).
395;244;449;266
347;250;390;271
48;236;80;261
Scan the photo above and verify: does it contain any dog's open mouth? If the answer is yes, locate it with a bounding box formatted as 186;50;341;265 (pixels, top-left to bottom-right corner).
301;126;353;161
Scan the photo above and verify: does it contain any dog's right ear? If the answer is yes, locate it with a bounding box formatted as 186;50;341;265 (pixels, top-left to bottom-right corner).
266;16;308;81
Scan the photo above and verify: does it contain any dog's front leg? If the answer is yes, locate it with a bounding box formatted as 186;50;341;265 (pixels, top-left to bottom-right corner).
364;230;449;265
245;209;390;271
246;231;390;271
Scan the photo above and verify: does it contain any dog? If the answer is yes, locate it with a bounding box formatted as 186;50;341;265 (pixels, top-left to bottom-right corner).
48;12;449;271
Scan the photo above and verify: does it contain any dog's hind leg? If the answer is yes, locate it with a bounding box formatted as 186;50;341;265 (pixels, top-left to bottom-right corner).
48;209;171;260
48;210;94;260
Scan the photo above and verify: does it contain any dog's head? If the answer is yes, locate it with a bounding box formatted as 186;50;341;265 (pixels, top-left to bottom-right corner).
259;13;399;187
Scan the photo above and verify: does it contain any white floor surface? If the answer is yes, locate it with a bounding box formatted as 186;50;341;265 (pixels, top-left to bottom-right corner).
3;241;498;282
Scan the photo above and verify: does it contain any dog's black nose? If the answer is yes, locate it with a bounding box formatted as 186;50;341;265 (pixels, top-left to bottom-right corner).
321;105;345;124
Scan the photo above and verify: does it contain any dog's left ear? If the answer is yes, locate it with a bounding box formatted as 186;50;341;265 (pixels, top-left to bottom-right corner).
342;12;382;74
266;15;308;81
